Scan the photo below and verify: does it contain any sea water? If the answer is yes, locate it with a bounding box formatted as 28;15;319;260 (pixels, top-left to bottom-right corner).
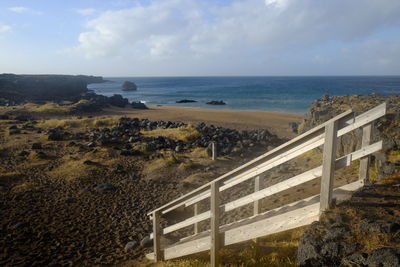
88;76;400;114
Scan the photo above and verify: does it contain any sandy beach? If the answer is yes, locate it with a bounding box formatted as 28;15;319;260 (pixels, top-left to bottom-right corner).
103;105;304;139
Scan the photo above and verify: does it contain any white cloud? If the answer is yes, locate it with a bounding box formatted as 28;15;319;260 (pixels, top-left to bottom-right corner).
8;6;42;15
0;24;12;34
72;0;400;75
76;8;97;16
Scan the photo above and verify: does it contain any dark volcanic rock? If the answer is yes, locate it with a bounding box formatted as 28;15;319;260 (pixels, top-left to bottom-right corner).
206;100;226;105
131;102;148;109
94;184;117;191
0;74;105;103
140;236;153;247
31;143;42;149
109;94;129;108
124;241;138;252
176;99;197;103
121;81;137;91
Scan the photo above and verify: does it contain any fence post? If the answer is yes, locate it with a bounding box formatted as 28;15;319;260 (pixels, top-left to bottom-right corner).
210;181;221;267
194;203;199;235
359;123;372;183
253;175;261;243
212;142;217;161
152;211;163;262
320;120;338;213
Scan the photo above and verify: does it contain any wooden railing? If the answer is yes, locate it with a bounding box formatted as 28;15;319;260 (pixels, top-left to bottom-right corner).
146;103;386;266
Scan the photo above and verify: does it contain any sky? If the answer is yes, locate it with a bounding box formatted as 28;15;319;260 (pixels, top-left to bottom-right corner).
0;0;400;76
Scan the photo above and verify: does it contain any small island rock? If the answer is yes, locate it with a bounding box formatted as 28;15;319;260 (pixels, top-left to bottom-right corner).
206;100;226;105
122;81;137;91
176;99;197;103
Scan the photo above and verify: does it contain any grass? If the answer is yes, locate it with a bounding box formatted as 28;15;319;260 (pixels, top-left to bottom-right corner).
24;102;72;114
387;150;400;163
37;117;117;129
157;227;305;267
48;148;117;181
141;125;201;142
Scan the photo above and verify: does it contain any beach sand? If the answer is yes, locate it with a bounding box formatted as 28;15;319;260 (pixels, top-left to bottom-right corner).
103;105;304;138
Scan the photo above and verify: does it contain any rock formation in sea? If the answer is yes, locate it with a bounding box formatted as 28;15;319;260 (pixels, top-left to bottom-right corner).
206;100;226;105
121;81;137;91
176;99;197;103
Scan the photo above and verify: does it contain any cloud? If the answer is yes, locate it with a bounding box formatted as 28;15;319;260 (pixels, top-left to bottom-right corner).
72;0;400;75
8;6;43;15
76;8;97;16
0;24;12;34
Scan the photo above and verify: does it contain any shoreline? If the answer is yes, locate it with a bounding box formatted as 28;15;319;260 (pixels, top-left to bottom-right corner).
102;105;304;139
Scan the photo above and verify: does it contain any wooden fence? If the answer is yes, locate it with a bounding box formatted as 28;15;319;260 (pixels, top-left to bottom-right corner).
146;103;386;266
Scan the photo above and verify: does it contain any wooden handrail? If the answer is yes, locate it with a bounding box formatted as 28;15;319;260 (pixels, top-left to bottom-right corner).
147;103;387;265
147;108;356;216
148;102;386;216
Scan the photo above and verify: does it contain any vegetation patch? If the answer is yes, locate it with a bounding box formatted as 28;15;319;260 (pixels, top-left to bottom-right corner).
141;125;201;142
37;117;117;129
25;102;72;114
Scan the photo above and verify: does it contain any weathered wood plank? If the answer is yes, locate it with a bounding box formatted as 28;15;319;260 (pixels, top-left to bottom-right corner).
194;203;199;235
254;176;261;215
320;120;338;212
210;181;220;267
152;211;163;262
359;123;372;183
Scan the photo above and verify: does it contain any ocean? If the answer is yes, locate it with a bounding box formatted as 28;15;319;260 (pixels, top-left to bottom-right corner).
88;76;400;114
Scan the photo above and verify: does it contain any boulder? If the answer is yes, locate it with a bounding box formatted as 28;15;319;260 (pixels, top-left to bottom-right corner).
124;240;138;252
31;143;42;149
108;94;129;108
94;184;117;191
131;102;148;109
122;81;137;91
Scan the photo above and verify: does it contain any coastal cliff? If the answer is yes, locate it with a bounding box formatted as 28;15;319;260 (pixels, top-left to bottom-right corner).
0;74;105;103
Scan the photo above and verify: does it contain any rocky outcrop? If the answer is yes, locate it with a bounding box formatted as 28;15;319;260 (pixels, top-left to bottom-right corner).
131;102;148;109
299;94;400;181
45;117;283;157
121;81;137;91
206;100;226;105
176;99;197;103
297;182;400;266
0;74;105;103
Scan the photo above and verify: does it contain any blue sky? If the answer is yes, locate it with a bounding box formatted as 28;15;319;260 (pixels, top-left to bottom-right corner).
0;0;400;76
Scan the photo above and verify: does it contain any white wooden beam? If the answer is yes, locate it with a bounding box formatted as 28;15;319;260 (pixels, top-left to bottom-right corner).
359;123;372;183
210;181;220;267
320;120;338;213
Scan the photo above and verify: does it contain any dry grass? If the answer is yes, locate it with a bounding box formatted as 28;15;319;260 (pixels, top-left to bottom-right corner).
48;148;116;181
141;125;201;142
23;102;71;114
37;117;117;129
11;182;35;193
387;150;400;163
158;227;305;267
